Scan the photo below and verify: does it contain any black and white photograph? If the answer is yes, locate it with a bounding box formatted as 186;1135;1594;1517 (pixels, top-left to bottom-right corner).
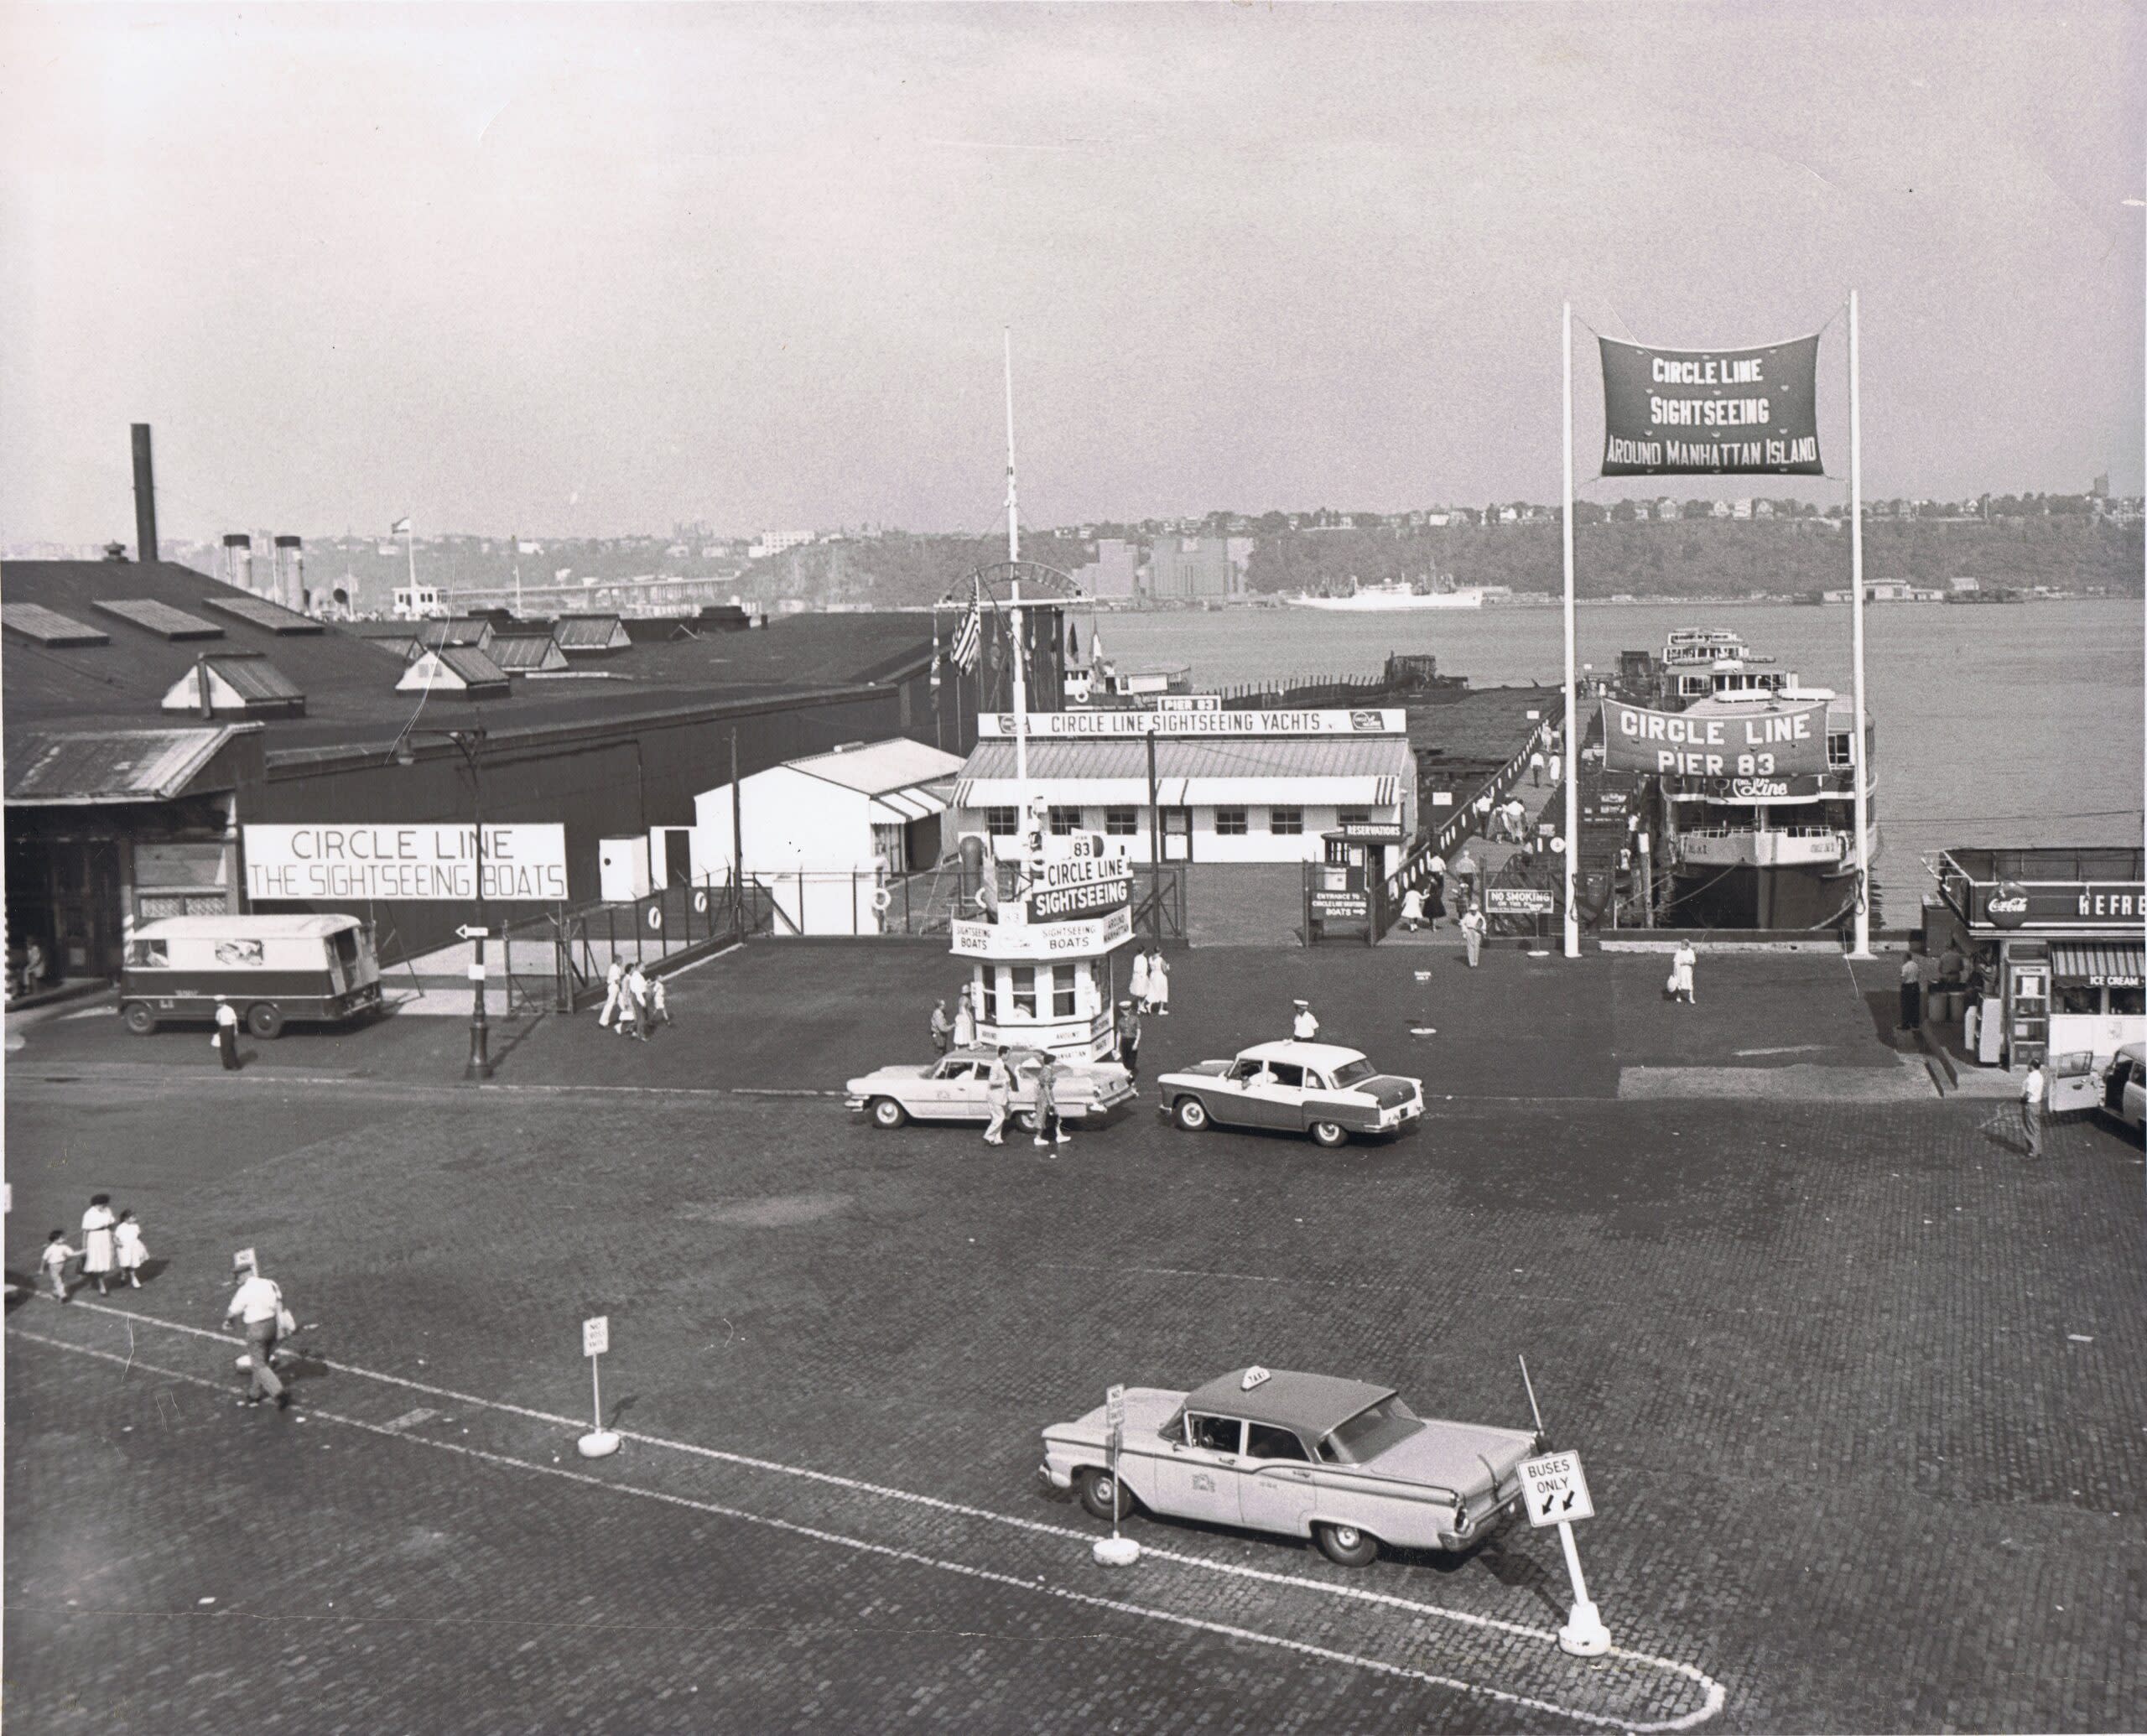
3;3;2144;1729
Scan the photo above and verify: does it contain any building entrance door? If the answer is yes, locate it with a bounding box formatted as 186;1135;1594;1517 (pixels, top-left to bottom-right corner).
1162;808;1193;863
663;829;694;886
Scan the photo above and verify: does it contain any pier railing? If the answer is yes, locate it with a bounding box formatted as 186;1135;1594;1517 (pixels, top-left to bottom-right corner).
1376;719;1553;938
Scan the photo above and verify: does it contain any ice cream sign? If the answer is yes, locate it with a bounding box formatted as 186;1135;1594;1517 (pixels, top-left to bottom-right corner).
1599;698;1829;777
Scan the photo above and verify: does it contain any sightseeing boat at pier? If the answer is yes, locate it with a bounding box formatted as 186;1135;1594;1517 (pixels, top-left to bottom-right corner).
1623;631;1877;931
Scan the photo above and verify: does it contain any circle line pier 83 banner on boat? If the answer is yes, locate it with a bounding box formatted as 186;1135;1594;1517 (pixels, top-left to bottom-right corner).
1599;333;1822;475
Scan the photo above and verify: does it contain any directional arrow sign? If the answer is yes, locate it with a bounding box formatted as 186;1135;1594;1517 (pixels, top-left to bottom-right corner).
1520;1450;1596;1527
456;925;491;941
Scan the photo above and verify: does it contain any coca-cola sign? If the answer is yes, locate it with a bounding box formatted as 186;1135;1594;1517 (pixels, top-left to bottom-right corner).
1986;882;2029;928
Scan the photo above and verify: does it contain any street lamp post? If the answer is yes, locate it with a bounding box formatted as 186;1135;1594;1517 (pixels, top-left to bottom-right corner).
397;725;491;1079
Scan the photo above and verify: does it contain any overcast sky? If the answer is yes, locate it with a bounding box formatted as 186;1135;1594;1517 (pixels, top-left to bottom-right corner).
3;2;2141;543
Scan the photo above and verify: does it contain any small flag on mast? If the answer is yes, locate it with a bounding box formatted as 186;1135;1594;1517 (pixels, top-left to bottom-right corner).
390;517;412;534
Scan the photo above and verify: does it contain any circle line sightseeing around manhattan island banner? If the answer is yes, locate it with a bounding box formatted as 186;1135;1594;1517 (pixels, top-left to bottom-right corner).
1599;333;1823;476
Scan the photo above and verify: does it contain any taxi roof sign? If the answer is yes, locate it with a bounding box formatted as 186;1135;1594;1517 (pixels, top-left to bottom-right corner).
1240;1365;1272;1391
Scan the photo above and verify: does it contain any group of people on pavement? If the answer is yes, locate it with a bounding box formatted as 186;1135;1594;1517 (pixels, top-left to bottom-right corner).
595;959;671;1040
39;1193;149;1302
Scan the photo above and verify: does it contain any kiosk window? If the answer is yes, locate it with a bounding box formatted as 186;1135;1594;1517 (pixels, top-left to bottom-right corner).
1052;969;1076;1019
1215;808;1249;836
1048;806;1083;836
2112;986;2144;1016
985;808;1019;837
1011;967;1037;1017
1268;808;1304;834
1105;808;1138;837
2056;983;2101;1016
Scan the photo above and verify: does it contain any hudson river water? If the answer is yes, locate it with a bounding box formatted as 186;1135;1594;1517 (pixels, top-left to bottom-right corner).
1099;600;2144;919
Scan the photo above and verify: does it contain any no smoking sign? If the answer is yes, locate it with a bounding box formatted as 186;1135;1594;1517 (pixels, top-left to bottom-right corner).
1521;1450;1596;1527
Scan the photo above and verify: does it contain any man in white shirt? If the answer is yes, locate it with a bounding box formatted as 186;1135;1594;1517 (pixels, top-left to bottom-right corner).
223;1265;291;1408
1292;1001;1319;1041
2020;1062;2046;1159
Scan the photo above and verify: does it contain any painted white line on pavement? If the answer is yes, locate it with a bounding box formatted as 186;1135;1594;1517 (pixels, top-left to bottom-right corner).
9;1326;1724;1733
42;1301;1724;1730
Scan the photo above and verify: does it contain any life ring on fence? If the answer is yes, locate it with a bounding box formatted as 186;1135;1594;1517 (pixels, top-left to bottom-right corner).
692;890;709;914
647;905;663;930
870;886;893;914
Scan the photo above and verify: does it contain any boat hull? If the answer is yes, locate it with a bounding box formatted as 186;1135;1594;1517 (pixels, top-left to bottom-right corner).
1290;590;1485;611
1665;864;1865;932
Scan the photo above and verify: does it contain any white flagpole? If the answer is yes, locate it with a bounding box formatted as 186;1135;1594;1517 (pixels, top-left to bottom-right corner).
1848;292;1874;959
1562;300;1580;959
404;516;418;611
1004;328;1028;824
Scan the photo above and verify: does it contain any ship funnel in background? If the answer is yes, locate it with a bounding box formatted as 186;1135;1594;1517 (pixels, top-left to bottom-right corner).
273;535;304;611
131;424;159;562
222;533;253;590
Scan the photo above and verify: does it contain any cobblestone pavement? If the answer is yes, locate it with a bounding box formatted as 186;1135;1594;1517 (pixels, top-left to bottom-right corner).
6;947;2144;1731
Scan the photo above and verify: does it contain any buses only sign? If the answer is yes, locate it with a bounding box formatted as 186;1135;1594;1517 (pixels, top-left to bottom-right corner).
1521;1451;1597;1527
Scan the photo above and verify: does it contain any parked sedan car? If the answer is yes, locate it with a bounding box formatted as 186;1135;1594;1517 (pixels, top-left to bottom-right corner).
2097;1042;2145;1134
1157;1041;1423;1147
847;1046;1136;1130
1041;1365;1541;1566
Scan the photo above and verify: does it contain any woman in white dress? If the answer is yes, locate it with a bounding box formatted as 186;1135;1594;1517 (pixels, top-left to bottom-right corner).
1148;949;1170;1016
952;987;977;1049
1128;949;1151;1014
80;1194;118;1297
114;1208;148;1289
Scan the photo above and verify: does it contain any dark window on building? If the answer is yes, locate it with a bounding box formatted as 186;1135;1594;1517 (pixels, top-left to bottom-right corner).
2111;986;2144;1016
1011;966;1037;1017
986;807;1018;837
1053;968;1076;1018
1214;808;1249;836
1049;806;1083;835
1827;733;1853;768
1105;808;1139;836
2056;983;2101;1015
1339;810;1370;828
1269;807;1304;834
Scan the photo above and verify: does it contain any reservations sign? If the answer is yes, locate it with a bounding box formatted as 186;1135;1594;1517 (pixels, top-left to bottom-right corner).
1599;698;1830;777
244;824;569;902
980;709;1405;738
1599;334;1822;476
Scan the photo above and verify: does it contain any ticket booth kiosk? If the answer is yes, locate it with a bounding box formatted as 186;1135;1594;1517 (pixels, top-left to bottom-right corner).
1304;824;1401;947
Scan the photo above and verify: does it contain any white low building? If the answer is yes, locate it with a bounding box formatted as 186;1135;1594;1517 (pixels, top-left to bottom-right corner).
949;709;1417;865
678;737;964;934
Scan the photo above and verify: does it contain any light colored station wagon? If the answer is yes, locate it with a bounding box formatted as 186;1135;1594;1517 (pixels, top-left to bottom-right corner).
846;1047;1136;1130
1156;1041;1424;1147
1040;1366;1541;1566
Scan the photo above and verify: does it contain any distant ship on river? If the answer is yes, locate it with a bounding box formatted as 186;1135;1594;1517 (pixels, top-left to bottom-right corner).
1290;577;1484;612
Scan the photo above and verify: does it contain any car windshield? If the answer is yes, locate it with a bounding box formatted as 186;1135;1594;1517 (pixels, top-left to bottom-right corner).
1318;1396;1421;1464
1329;1058;1376;1087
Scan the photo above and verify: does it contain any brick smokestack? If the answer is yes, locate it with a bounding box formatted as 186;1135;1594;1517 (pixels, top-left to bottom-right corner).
131;424;159;563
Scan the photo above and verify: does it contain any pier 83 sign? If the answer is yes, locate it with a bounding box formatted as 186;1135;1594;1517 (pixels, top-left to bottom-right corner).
1599;333;1822;476
244;824;569;902
1599;698;1830;777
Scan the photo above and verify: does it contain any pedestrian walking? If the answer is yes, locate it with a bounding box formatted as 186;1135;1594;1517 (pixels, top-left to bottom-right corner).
223;1262;294;1409
1399;886;1426;932
647;975;671;1031
1505;798;1528;843
1425;853;1446;923
1128;948;1151;1013
1459;905;1486;969
952;989;977;1050
80;1194;118;1297
214;995;242;1070
1033;1055;1070;1149
2020;1061;2046;1158
1530;748;1546;787
40;1230;77;1302
1148;949;1170;1016
928;998;953;1054
597;958;626;1027
624;963;652;1037
1117;1001;1142;1077
1451;847;1479;910
1292;1000;1319;1041
114;1209;148;1288
1546;753;1562;786
1669;940;1697;1005
982;1046;1013;1146
1898;949;1924;1032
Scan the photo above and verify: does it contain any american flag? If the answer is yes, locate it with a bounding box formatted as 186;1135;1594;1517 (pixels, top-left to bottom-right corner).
949;595;983;672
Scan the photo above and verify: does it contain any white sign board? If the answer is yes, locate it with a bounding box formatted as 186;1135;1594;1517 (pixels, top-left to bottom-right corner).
582;1315;610;1358
1105;1383;1125;1428
244;824;569;902
232;1247;257;1273
1521;1451;1596;1527
949;905;1134;959
979;709;1406;739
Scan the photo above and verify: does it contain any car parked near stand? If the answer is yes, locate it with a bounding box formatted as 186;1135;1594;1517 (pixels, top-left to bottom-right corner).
846;1046;1136;1130
1156;1041;1423;1147
2096;1042;2145;1134
1040;1365;1541;1566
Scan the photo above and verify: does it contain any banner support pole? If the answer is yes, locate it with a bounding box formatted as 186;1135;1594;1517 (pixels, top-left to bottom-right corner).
1562;300;1580;959
1847;291;1874;959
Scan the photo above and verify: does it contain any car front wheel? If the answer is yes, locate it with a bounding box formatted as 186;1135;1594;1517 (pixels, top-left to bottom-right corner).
1308;1120;1349;1150
1173;1095;1210;1132
122;1002;158;1036
246;1003;285;1040
1079;1465;1135;1520
1314;1521;1379;1567
869;1097;907;1130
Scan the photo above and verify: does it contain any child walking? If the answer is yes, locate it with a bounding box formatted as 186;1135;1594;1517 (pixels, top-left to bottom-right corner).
115;1208;149;1288
41;1230;77;1302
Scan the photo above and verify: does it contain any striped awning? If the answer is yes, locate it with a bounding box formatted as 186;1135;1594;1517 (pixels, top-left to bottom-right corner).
2050;943;2144;986
869;783;948;824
